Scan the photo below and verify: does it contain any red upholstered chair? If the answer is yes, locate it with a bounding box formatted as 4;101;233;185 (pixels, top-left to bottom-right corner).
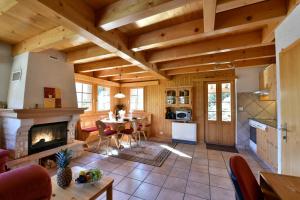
0;150;52;200
229;155;264;200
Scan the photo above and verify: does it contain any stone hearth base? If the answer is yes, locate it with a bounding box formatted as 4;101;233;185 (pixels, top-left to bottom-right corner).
6;140;84;169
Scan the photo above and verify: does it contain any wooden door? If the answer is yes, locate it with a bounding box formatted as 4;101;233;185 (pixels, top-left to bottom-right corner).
280;40;300;176
205;81;235;146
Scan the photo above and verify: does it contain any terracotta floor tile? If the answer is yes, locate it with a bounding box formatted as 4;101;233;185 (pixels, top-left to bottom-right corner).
185;181;210;200
209;167;229;178
163;176;187;193
129;196;143;200
97;190;130;200
112;165;135;176
115;177;141;195
210;186;235;200
87;160;119;172
156;188;184;200
127;168;151;181
184;194;207;200
135;163;154;171
192;158;208;166
174;160;191;169
107;173;124;187
209;160;227;169
190;164;208;173
209;175;234;190
144;172;167;187
170;167;190;179
133;183;161;200
188;171;209;185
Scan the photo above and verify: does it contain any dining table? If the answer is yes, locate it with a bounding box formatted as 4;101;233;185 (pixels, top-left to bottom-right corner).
260;171;300;200
101;118;142;149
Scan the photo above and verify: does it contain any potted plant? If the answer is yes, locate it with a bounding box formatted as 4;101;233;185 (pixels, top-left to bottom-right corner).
56;149;73;188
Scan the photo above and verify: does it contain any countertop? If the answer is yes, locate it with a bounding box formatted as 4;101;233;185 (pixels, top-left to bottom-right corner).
250;118;277;128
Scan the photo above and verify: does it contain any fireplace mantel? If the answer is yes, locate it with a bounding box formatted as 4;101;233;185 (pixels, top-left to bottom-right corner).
0;108;85;119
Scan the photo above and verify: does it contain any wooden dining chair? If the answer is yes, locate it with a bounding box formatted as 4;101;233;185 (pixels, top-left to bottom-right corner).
120;121;140;148
137;118;148;141
95;120;118;153
229;155;262;200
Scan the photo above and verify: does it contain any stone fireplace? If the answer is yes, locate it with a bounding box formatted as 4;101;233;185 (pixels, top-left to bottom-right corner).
0;108;84;160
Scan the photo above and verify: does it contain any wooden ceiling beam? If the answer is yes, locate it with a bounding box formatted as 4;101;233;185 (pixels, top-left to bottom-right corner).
67;45;116;64
96;0;198;31
165;57;276;76
121;81;159;87
147;31;264;63
94;66;145;78
23;0;169;80
75;73;120;87
75;57;135;73
109;72;155;81
158;45;275;70
203;0;217;32
12;26;77;56
216;0;265;13
131;0;286;52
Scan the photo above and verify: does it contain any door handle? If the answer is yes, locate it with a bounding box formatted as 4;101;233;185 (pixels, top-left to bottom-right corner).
280;123;288;143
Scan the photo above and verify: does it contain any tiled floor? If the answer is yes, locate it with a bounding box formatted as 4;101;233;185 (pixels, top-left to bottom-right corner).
52;143;270;200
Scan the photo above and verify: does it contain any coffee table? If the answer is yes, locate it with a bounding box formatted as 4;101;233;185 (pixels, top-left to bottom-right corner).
51;166;114;200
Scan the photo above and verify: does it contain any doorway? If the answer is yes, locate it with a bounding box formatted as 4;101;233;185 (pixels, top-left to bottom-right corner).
205;81;235;146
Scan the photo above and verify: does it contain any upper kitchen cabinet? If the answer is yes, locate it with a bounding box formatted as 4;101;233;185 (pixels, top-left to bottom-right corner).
259;64;277;101
165;86;193;108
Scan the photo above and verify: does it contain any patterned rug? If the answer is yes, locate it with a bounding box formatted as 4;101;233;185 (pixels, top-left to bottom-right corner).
86;140;177;167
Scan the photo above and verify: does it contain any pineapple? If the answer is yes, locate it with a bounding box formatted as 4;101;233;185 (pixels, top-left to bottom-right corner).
56;149;73;188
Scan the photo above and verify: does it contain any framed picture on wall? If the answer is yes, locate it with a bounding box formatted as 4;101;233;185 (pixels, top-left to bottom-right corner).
44;87;62;108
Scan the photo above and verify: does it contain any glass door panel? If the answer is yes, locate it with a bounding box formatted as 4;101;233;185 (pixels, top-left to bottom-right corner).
207;84;217;121
221;83;231;122
166;89;177;106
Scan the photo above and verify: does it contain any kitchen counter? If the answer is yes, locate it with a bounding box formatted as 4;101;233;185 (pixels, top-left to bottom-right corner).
250;118;277;128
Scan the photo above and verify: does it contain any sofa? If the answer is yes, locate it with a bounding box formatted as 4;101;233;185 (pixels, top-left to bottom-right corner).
0;149;52;200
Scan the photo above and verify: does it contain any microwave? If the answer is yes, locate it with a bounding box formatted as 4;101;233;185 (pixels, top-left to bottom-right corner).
176;110;192;121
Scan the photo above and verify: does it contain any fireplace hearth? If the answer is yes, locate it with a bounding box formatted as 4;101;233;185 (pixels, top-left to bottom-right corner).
28;121;68;155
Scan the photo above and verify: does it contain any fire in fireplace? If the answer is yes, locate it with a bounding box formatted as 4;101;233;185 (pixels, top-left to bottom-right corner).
28;121;68;155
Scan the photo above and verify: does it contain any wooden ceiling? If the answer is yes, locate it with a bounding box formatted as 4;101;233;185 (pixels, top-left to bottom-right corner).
1;0;299;83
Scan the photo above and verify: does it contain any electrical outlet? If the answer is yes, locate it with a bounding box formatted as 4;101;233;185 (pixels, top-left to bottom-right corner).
238;106;244;111
159;131;164;135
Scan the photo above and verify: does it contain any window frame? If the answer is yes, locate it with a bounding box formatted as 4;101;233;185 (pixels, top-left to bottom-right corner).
97;86;111;111
130;87;144;112
75;82;93;112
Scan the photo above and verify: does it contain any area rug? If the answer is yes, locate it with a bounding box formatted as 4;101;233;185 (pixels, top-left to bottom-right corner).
86;140;177;167
206;143;238;153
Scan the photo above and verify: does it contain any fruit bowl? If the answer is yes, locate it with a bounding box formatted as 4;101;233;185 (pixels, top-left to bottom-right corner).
75;169;103;184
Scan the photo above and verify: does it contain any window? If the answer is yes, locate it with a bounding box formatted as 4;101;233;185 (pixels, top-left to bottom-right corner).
221;83;231;122
207;83;217;121
130;88;144;111
75;82;92;111
97;86;110;111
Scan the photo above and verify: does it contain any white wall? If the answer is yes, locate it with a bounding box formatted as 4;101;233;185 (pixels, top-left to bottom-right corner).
7;53;29;108
7;50;77;109
0;43;12;103
24;50;77;108
235;66;264;93
275;4;300;173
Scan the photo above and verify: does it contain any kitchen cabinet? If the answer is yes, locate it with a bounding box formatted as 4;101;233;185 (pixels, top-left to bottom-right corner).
259;64;277;101
257;126;278;172
165;86;193;108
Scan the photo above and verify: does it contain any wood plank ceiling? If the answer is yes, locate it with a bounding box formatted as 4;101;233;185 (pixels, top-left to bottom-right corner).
0;0;296;83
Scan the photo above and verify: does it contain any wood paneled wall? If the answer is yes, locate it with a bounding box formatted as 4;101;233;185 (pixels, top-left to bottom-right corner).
120;70;235;142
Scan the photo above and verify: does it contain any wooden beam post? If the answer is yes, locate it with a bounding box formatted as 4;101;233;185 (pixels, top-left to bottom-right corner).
203;0;217;32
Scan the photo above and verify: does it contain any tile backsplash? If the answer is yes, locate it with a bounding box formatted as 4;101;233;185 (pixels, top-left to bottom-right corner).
237;93;277;149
